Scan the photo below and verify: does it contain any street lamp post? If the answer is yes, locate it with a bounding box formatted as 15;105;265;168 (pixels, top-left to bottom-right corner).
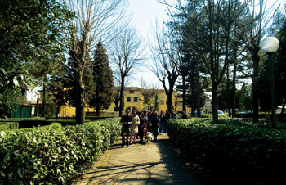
260;37;279;127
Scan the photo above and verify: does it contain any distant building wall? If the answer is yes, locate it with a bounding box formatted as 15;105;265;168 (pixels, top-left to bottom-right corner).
58;87;193;117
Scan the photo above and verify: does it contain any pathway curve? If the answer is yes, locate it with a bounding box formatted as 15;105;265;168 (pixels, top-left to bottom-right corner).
75;134;207;185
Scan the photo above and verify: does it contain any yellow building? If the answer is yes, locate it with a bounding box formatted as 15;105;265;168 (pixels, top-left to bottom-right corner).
58;87;191;117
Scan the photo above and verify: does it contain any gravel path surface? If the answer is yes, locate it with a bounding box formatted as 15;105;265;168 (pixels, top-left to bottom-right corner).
75;133;207;185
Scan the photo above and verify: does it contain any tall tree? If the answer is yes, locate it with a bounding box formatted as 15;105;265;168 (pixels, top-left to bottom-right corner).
257;6;286;117
89;41;114;116
0;0;75;117
149;22;181;113
246;0;280;121
161;0;255;123
274;7;286;121
66;0;127;124
110;26;145;116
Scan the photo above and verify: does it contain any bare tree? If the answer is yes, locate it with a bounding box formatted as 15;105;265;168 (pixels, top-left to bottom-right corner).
66;0;127;124
149;23;181;113
110;26;145;116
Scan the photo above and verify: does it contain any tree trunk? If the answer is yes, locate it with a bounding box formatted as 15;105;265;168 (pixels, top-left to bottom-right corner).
212;81;218;123
232;61;237;118
251;46;260;122
75;68;85;124
167;91;173;113
36;98;39;117
231;47;238;118
166;71;177;113
227;62;231;117
182;71;186;112
208;0;218;124
191;61;195;116
42;82;46;119
279;97;285;122
196;57;201;117
119;78;124;116
96;105;101;116
95;82;101;116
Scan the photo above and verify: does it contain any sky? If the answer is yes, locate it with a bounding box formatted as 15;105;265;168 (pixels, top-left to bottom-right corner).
125;0;178;89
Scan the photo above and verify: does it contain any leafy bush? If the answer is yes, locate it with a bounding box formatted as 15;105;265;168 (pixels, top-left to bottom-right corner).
0;117;121;184
167;119;286;184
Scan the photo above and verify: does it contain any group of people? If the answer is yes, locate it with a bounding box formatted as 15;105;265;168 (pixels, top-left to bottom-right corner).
120;108;178;147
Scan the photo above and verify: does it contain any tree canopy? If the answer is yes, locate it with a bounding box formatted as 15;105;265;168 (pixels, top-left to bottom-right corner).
89;41;114;116
0;0;74;116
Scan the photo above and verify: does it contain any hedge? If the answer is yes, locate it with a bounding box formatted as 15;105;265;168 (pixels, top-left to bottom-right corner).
0;122;19;131
0;117;121;184
0;118;119;128
0;119;94;128
167;119;286;184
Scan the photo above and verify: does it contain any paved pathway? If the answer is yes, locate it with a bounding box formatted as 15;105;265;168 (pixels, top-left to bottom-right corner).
75;134;207;185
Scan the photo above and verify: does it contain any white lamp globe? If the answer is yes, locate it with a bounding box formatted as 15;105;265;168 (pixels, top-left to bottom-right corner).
260;37;279;53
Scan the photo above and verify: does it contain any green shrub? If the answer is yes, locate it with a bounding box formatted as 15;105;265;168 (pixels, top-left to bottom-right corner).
0;122;19;131
167;119;286;184
0;117;121;184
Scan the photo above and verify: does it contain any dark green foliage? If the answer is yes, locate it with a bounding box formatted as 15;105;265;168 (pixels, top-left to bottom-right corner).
168;119;286;184
168;0;253;123
0;88;23;117
47;72;71;118
218;83;252;112
89;42;114;116
0;117;121;184
0;0;75;117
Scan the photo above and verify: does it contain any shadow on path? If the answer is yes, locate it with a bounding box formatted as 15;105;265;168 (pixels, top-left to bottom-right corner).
154;135;208;185
75;134;208;185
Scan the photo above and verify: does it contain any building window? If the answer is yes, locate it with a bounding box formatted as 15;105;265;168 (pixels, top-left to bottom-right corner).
130;90;134;93
160;100;164;105
134;97;138;102
127;97;131;102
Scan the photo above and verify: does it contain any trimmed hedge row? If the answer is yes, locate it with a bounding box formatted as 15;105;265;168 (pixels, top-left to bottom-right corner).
0;122;19;131
0;117;121;184
167;119;286;184
0;117;118;128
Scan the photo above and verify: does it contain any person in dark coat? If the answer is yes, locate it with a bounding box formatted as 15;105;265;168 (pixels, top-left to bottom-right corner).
165;110;170;120
151;111;159;142
139;115;147;143
159;110;167;134
171;110;177;119
182;111;188;119
120;109;132;147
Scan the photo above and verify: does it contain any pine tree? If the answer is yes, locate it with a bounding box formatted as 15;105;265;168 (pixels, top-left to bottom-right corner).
89;42;114;116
